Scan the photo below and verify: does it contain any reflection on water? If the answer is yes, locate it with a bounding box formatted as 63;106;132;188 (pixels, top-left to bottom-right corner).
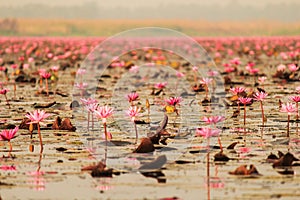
27;152;46;191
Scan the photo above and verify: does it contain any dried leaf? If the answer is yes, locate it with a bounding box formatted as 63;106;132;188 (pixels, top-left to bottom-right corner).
227;141;239;149
133;138;155;153
52;116;62;130
33;101;56;109
273;152;299;168
229;164;261;175
146;99;150;109
59;118;76;131
214;151;230;162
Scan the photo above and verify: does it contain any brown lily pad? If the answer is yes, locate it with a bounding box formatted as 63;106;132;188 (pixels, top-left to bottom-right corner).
227;141;239;149
133;138;155;153
33;101;56;109
214;151;230;162
229;164;261;175
273;152;299;168
52;116;76;131
19;118;37;130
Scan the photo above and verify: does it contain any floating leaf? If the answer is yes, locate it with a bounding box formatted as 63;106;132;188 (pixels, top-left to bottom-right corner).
133;138;155;153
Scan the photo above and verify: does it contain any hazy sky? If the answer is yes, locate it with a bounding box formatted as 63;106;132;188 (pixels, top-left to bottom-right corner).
1;0;299;8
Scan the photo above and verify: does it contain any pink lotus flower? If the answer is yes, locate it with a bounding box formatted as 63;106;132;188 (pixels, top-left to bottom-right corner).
280;102;297;137
94;105;114;123
238;97;252;105
258;76;267;84
277;64;286;72
200;78;213;85
229;87;246;95
192;66;198;72
165;96;182;106
296;86;300;94
86;102;99;113
0;88;9;95
289;96;300;103
50;66;60;72
23;64;30;70
290;96;300;120
38;68;46;75
129;65;139;73
11;64;18;69
80;97;98;106
280;102;297;115
126;92;139;104
248;68;259;75
254;92;268;125
126;106;141;144
196;128;220;138
154;82;167;89
224;66;235;73
76;68;86;75
0;126;18;156
0;126;18;141
28;57;34;63
253;91;268;101
288;64;298;72
40;72;51;79
239;97;252;127
75;82;88;90
176;71;185;78
0;88;10;108
247;62;255;68
202;116;225;124
230;57;241;65
126;106;141;121
0;165;16;171
207;70;218;77
25;110;51;125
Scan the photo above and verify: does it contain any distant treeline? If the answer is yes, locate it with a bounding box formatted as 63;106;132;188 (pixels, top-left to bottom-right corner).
0;1;300;22
0;18;299;37
0;18;18;34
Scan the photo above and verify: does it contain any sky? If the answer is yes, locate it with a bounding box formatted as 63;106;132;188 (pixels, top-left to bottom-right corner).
0;0;299;21
1;0;299;8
